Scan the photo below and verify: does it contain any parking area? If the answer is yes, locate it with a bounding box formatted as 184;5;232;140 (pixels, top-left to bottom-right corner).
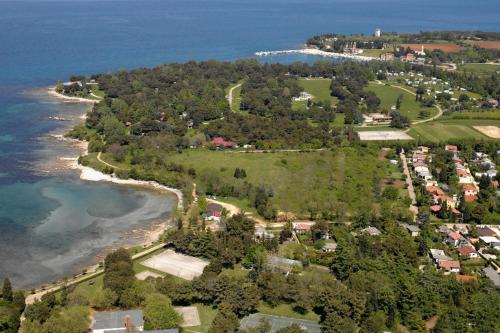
140;250;209;280
358;130;413;141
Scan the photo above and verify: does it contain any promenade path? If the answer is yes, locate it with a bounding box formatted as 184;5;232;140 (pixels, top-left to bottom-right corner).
25;242;166;305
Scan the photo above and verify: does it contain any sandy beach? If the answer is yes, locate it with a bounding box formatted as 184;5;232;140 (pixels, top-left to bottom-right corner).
47;86;99;103
255;47;374;61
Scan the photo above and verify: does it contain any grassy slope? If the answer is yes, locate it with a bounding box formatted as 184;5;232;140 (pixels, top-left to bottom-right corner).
365;83;437;120
459;63;500;76
160;147;387;215
297;78;338;105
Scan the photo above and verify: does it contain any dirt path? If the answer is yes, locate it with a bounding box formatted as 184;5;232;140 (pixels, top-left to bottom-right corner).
97;152;121;169
226;82;242;112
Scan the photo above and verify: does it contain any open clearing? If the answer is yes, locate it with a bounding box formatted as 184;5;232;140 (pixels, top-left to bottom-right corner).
459;63;500;76
365;83;437;120
141;250;209;280
135;270;163;280
175;306;201;327
473;126;500;139
400;43;462;52
297;78;338;105
358;131;413;141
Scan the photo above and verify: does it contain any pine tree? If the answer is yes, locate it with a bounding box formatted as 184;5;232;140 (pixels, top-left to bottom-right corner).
2;278;13;302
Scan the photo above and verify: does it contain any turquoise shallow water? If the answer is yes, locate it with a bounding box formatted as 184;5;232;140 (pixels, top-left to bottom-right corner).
0;0;499;287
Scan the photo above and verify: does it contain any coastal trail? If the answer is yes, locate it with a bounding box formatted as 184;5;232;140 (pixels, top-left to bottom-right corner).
97;152;121;169
25;242;167;305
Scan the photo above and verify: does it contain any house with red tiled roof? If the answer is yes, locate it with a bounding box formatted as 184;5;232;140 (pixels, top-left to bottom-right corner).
438;260;460;274
292;222;315;234
211;137;236;148
447;232;463;247
464;194;478;203
445;145;458;152
478;227;497;237
462;183;478;196
458;245;478;259
426;186;445;196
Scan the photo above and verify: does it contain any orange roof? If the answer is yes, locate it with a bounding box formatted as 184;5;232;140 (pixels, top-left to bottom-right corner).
426;186;445;196
462;184;477;192
445;145;458;152
458;245;476;256
438;260;460;270
456;169;469;176
456;275;478;283
448;232;462;240
464;195;478;202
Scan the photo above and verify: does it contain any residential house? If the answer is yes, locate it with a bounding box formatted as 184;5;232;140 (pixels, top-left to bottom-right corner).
205;203;223;222
430;249;452;264
254;225;275;240
401;223;420;237
430;205;441;215
91;310;180;333
401;53;416;62
457;245;478;259
462;183;478;197
379;52;395;61
211;137;236;148
418;146;430;154
446;232;464;247
478;227;497;237
360;226;382;236
479;236;500;250
445;145;458;153
438;260;461;274
322;242;338;253
292;222;314;235
456;169;474;184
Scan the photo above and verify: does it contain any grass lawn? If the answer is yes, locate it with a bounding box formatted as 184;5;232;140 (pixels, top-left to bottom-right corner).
158;147;388;215
297;78;338;106
365;82;438;121
442;110;500;120
408;119;500;142
257;302;320;322
459;63;500;76
361;49;386;57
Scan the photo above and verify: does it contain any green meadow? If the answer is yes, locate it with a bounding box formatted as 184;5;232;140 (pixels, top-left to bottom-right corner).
365;83;438;120
459;63;500;76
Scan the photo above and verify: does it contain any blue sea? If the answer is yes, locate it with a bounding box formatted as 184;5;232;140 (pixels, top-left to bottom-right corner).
0;0;499;287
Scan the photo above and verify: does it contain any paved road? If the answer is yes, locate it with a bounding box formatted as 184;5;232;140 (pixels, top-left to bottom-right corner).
400;149;418;219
